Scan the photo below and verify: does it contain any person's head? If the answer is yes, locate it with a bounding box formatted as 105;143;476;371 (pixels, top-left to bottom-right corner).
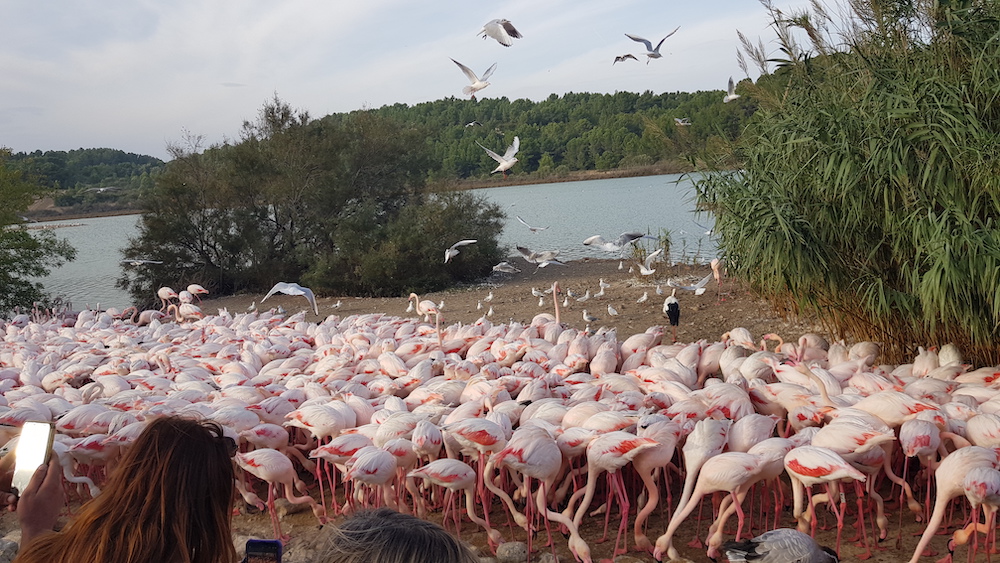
321;508;478;563
15;415;237;563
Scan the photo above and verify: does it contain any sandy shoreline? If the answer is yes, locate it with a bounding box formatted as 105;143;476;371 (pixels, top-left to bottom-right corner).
201;259;823;347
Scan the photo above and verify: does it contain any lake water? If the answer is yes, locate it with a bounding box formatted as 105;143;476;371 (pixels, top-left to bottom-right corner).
34;173;716;309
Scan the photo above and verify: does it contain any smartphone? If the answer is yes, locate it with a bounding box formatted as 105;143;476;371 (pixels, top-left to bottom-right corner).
11;421;55;496
245;539;282;563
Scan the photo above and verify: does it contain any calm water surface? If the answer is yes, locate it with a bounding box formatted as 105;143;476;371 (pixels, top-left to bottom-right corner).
35;173;716;310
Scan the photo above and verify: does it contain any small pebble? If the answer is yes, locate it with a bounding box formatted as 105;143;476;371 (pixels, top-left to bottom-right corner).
495;541;528;563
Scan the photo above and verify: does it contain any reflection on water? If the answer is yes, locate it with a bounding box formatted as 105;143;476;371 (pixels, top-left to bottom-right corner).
34;173;715;309
32;214;141;310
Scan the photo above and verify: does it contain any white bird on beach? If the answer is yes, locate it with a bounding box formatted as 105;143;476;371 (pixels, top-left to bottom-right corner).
582;309;599;323
262;282;319;315
451;58;496;100
625;27;680;64
483;291;494;302
516;215;549;232
477;136;520;177
636;291;649;304
637;248;663;275
576;290;591;302
480;19;522;47
607;304;619;316
724;76;741;103
444;239;477;263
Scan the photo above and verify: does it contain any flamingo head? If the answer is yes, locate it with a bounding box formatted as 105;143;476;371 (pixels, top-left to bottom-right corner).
568;534;592;563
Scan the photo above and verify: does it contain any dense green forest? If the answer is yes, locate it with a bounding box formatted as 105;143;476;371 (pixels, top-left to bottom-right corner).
365;90;748;181
9;148;164;215
10;88;748;217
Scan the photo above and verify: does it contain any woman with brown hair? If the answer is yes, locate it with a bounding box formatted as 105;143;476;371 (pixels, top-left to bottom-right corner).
15;416;238;563
320;508;479;563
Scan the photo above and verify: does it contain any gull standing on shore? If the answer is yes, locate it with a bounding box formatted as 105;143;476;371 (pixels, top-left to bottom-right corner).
625;26;680;64
451;58;497;100
480;19;522;47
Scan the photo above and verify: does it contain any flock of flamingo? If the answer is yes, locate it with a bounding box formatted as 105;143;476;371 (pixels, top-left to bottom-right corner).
3;277;1000;563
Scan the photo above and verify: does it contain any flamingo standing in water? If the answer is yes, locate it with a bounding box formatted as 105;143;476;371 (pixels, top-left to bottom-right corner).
235;448;327;542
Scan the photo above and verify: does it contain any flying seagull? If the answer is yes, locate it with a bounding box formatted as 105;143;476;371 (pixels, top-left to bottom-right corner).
480;19;522;47
637;248;663;275
262;282;318;315
724;76;741;103
465;121;482;127
477;136;520;177
583;232;654;253
444;239;477;263
667;272;714;295
492;261;521;274
674;117;692;126
517;245;565;270
625;26;680;64
120;259;163;266
451;58;497;100
516;215;549;232
613;54;638;65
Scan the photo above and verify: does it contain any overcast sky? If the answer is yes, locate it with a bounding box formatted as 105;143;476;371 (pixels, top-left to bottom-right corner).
1;0;812;161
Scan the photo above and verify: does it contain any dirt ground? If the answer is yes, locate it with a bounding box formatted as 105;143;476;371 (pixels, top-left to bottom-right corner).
0;260;962;562
203;259;825;348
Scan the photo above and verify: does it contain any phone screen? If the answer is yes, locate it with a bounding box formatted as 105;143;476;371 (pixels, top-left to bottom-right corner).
245;539;282;563
11;421;55;496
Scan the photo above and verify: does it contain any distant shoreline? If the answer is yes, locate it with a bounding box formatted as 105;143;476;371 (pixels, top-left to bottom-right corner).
25;164;696;223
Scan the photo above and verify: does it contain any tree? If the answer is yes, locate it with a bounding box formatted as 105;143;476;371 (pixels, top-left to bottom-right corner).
698;0;1000;364
0;150;77;315
118;96;506;305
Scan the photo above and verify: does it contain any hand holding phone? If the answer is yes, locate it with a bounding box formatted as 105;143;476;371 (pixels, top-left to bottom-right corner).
245;539;282;563
12;422;55;497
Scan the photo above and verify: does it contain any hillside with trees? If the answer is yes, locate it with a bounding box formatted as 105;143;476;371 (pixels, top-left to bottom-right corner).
9;148;164;218
118;98;508;306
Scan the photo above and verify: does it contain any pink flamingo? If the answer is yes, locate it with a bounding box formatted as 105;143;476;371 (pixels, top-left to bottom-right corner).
343;446;398;510
633;419;682;553
783;445;867;555
157;286;178;311
951;466;1000;562
187;283;209;303
568;430;657;557
908;446;1000;563
667;418;731;550
407;458;504;548
654;451;764;561
235;448;327;542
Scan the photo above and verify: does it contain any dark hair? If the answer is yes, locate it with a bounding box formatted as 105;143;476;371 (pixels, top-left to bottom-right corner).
15;416;237;563
321;508;478;563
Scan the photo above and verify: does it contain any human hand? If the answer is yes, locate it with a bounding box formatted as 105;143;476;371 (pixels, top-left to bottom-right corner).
16;456;64;546
0;452;16;509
